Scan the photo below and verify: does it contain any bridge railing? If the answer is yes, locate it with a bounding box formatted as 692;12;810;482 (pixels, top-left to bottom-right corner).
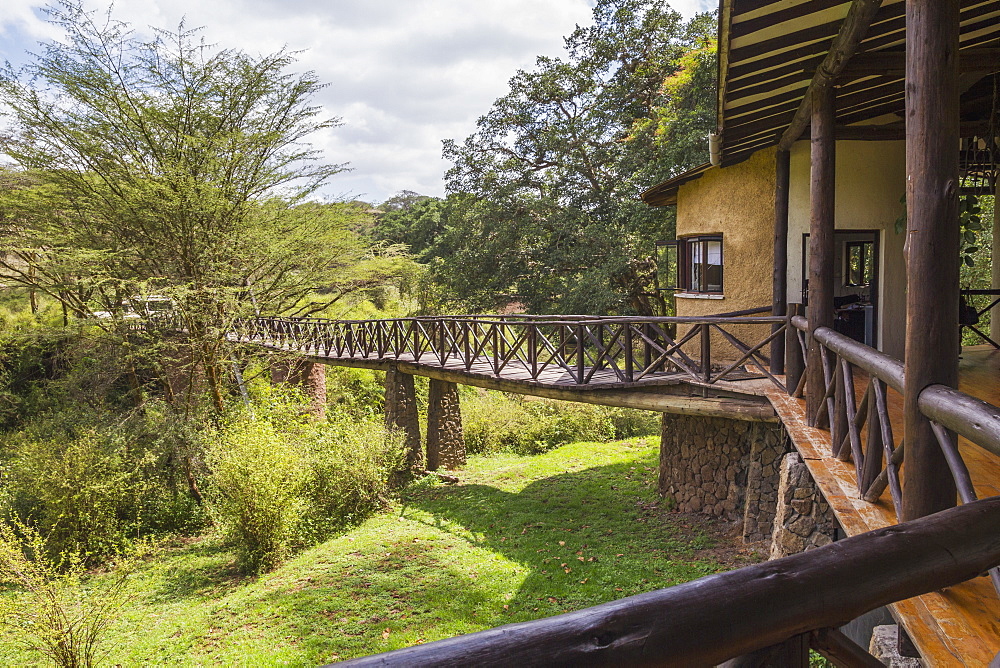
789;314;1000;595
232;309;789;389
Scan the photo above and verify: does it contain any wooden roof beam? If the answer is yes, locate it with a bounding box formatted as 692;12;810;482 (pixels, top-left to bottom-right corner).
825;48;1000;78
775;0;884;153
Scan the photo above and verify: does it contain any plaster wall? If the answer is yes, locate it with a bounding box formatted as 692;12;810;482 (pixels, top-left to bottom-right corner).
674;147;777;358
787;140;907;358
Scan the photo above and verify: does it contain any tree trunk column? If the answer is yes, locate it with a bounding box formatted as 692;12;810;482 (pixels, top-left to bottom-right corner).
806;84;836;425
426;378;466;471
771;149;791;375
385;366;423;474
901;0;960;521
991;179;1000;343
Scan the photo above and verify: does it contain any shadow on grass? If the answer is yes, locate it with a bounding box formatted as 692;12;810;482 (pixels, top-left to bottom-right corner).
397;458;728;617
203;449;751;663
146;536;249;602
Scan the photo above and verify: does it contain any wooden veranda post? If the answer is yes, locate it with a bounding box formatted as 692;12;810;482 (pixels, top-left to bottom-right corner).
771;149;791;375
806;84;836;424
901;0;960;521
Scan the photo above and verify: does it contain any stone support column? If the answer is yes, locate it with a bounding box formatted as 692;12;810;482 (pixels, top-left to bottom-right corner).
271;358;327;419
769;452;836;559
426;379;465;471
658;413;790;540
385;366;423;475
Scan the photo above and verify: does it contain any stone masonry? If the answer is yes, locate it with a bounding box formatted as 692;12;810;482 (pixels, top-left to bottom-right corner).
769;452;837;559
659;413;790;542
270;358;328;419
385;366;423;475
426;378;466;470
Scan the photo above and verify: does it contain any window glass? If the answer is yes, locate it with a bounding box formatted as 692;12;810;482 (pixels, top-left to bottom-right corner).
845;240;873;287
677;235;723;294
656;241;678;290
705;239;723;292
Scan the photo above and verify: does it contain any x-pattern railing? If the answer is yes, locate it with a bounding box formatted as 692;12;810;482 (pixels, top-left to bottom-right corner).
790;314;1000;596
229;310;788;389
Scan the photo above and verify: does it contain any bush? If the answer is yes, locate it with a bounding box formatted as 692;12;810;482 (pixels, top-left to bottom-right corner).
463;392;601;455
2;404;210;564
206;416;309;573
0;520;134;667
6;429;136;563
299;414;404;541
462;391;660;456
606;407;661;439
205;390;404;572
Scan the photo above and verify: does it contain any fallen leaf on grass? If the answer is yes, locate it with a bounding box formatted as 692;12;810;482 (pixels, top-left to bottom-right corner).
558;541;565;546
580;579;588;584
382;628;391;639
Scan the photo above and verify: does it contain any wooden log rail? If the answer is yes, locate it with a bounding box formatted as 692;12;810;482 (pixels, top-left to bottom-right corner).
335;498;1000;667
789;315;1000;596
230;310;789;389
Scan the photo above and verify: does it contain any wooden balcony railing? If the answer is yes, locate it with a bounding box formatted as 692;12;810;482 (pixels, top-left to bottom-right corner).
788;312;1000;596
229;308;789;389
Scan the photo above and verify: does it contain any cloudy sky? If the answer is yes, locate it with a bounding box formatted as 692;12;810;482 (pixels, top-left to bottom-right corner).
0;0;713;204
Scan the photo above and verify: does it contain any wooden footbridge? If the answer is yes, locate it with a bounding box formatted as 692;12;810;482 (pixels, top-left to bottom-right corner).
230;309;785;421
211;308;1000;665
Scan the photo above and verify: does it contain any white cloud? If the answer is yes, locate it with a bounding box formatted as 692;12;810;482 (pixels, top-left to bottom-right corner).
1;0;713;203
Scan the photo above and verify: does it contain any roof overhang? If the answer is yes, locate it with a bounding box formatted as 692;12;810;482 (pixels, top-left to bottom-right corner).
642;0;1000;206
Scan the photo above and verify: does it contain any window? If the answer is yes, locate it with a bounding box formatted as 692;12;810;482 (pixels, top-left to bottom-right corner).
844;240;874;287
655;240;679;290
660;235;723;294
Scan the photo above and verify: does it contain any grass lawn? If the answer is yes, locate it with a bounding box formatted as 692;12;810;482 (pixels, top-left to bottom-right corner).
1;437;764;665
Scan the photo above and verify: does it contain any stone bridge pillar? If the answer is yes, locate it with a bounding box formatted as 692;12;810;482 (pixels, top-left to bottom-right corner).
271;358;327;419
426;379;465;470
385;366;423;475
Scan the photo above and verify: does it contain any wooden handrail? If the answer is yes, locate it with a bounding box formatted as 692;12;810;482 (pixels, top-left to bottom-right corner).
231;313;788;389
335;498;1000;668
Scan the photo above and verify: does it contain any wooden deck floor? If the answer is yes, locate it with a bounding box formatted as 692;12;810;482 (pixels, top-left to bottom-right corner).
761;346;1000;666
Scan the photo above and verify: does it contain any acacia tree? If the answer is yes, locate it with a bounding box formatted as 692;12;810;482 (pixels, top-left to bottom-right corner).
439;0;715;315
0;2;391;408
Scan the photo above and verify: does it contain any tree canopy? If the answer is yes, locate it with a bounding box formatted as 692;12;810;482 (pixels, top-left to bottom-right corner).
0;2;413;408
428;0;717;315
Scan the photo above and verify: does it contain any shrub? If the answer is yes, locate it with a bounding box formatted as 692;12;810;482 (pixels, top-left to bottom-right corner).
606;407;661;439
463;391;620;455
0;520;134;667
205;416;309;573
6;429;136;563
299;414;404;541
205;390;404;572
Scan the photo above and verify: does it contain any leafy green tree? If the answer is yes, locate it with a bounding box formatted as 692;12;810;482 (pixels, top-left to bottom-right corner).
0;2;404;408
439;0;716;315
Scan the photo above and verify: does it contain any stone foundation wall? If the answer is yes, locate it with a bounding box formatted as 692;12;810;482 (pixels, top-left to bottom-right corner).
659;413;790;541
769;452;837;559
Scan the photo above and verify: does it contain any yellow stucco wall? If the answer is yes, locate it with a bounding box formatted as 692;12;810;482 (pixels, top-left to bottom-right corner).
787;140;907;359
673;147;778;361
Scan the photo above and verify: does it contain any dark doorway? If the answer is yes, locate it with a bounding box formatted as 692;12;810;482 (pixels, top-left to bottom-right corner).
802;230;880;347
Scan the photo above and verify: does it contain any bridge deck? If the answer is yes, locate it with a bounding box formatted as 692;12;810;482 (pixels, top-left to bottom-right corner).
274;348;762;389
761;346;1000;666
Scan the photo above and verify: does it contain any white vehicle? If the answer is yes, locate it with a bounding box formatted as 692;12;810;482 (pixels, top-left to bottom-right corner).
92;295;174;319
